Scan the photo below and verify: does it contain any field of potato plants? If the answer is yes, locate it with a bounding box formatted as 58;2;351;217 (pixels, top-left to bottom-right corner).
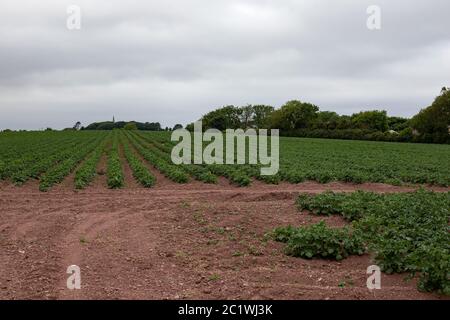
1;130;449;190
0;130;449;299
273;190;450;295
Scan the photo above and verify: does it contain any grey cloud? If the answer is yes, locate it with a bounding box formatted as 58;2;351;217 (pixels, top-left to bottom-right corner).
0;0;449;129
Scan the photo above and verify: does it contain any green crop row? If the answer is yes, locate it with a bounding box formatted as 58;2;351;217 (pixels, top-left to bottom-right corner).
8;138;81;184
122;135;156;187
39;136;105;191
106;132;124;189
125;132;189;183
74;136;109;189
206;164;251;186
134;131;217;184
273;189;450;295
137;131;450;187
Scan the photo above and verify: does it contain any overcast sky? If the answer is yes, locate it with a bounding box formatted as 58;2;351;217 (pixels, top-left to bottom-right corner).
1;0;449;129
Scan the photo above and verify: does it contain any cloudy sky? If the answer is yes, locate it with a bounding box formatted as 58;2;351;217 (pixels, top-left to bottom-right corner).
1;0;449;129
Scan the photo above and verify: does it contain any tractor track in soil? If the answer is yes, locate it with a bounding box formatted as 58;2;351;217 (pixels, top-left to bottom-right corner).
0;176;449;300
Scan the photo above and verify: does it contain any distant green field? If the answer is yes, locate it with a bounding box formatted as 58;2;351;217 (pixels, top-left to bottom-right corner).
0;130;449;190
142;131;450;187
278;137;450;186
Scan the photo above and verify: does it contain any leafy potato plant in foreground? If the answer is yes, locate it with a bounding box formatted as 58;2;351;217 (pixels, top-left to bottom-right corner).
273;190;450;295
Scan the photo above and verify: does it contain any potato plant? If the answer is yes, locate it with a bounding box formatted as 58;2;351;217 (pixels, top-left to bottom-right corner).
122;135;155;187
74;136;109;189
273;221;365;261
106;132;124;189
275;189;450;295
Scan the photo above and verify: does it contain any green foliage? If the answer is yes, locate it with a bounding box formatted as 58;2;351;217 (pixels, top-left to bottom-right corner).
296;191;381;221
207;165;251;186
201;105;242;131
135;131;450;187
126;132;189;183
122;136;155;187
351;110;388;132
106;134;124;188
411;90;450;144
134;131;217;183
279;137;450;186
283;190;450;295
252;105;275;129
124;122;138;130
85;121;162;131
270;100;319;130
312;111;340;130
74;138;108;189
39;136;106;191
388;117;409;132
273;221;365;260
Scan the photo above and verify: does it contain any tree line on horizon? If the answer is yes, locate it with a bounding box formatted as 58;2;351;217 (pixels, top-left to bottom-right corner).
185;88;450;144
2;88;448;144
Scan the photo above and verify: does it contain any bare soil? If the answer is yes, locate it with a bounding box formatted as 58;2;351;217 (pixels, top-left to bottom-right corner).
0;175;448;300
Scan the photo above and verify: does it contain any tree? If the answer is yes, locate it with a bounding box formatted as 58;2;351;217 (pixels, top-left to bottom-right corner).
313;111;340;130
253;105;274;129
336;115;352;130
173;124;183;130
124;122;138;130
73;121;81;130
239;105;254;129
351;110;388;131
272;100;319;130
411;89;450;143
185;123;194;132
201;105;242;131
387;117;409;132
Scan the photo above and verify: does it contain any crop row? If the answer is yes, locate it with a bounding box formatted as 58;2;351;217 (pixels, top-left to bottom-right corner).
106;132;124;189
134;132;217;184
125;131;189;183
39;135;107;191
121;135;156;187
273;189;450;295
1;137;80;182
74;136;110;189
138;131;450;187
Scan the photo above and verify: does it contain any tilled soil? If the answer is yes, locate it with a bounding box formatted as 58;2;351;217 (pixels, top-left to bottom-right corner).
0;175;448;300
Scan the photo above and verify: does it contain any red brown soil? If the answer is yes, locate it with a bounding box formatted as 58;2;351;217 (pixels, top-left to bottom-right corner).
0;176;448;300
